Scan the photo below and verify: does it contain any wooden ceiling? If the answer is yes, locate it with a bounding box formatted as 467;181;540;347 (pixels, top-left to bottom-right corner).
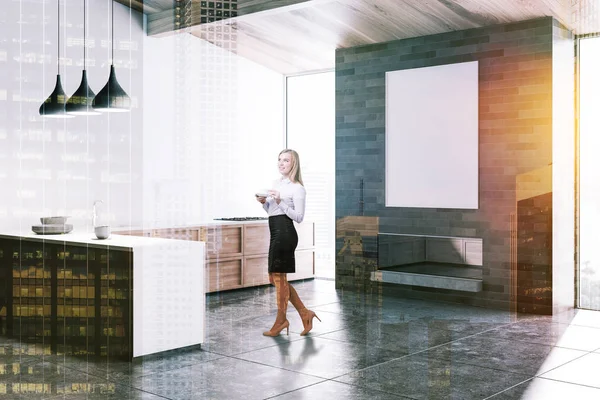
117;0;600;74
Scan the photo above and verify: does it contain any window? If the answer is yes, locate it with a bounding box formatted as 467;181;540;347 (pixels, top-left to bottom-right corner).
579;36;600;310
286;71;335;279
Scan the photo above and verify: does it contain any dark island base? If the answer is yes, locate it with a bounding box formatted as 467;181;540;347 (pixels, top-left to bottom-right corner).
0;238;133;360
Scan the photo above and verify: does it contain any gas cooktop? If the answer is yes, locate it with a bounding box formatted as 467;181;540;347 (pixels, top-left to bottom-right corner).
213;217;268;221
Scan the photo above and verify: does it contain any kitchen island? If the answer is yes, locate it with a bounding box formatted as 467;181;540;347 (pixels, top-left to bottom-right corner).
0;231;205;360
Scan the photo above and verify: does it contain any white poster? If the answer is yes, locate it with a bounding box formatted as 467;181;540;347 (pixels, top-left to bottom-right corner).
385;61;479;209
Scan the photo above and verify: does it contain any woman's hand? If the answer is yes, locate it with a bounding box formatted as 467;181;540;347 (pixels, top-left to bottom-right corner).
268;190;281;204
256;195;267;204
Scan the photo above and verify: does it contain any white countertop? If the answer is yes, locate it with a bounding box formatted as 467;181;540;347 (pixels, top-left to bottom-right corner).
112;219;271;232
0;230;200;251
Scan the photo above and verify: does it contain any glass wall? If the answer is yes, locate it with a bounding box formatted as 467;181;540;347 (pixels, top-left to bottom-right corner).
579;36;600;310
286;71;336;279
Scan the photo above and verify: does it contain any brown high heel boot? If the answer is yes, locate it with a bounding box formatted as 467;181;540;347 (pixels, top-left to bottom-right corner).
299;309;321;336
263;273;290;337
289;285;322;336
262;320;289;337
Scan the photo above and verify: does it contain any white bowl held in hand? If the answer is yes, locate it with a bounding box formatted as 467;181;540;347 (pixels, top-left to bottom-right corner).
255;190;269;197
94;225;111;240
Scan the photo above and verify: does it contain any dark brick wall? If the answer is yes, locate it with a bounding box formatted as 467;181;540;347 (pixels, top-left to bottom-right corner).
335;17;571;310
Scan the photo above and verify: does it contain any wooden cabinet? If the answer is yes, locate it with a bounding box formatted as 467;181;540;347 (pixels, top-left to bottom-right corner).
243;255;270;287
115;221;315;293
206;257;243;292
243;224;270;255
204;225;243;259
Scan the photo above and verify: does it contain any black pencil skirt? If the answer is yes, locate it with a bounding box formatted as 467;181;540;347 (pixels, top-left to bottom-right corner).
268;215;298;273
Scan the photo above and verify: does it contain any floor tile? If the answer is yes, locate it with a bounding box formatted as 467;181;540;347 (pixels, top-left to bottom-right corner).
313;298;428;322
210;308;375;339
563;309;600;329
202;314;301;356
486;377;600;400
425;335;587;376
317;319;469;354
44;346;223;384
335;353;530;400
477;320;600;351
236;336;407;379
131;356;323;400
205;298;276;322
292;279;337;294
0;361;165;399
539;352;600;388
291;310;376;337
514;308;596;327
411;317;509;335
206;286;273;305
42;386;168;400
270;379;413;399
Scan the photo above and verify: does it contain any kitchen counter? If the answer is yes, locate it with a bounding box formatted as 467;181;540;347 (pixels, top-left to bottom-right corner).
113;218;315;232
0;230;189;251
0;231;205;359
112;219;316;293
112;219;269;233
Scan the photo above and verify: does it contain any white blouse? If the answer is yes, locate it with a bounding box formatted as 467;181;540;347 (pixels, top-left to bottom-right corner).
262;178;306;223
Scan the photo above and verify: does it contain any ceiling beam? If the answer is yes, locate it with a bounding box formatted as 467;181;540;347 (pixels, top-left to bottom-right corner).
114;0;163;14
146;0;312;36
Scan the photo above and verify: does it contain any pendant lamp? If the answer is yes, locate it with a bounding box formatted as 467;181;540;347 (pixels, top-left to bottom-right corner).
93;0;131;112
66;0;100;116
39;0;74;119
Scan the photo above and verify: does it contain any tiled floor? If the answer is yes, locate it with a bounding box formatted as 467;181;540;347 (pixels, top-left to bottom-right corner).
2;279;600;399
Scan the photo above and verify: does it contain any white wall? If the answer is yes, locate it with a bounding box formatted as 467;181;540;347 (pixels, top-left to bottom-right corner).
142;28;284;228
0;0;143;233
1;0;285;234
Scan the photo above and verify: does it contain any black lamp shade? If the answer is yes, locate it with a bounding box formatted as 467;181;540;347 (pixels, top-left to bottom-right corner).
39;74;74;118
93;65;131;112
66;70;100;115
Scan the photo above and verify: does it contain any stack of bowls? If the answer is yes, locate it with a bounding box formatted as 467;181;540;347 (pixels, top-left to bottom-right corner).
32;216;73;235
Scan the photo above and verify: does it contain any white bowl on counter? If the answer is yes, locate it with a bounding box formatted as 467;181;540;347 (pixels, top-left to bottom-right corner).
40;216;70;225
94;225;111;240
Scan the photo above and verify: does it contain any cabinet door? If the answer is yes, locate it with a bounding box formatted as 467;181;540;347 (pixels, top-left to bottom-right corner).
204;226;243;260
206;258;243;293
288;250;314;281
243;256;270;287
296;222;314;250
243;224;270;256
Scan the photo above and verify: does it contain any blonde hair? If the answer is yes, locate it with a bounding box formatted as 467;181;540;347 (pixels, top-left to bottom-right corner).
279;149;304;186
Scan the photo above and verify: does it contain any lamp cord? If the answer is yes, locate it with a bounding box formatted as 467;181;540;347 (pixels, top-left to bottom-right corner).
84;0;86;69
112;0;114;65
57;0;60;75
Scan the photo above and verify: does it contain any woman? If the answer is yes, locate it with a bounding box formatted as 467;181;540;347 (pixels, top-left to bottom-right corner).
256;149;321;337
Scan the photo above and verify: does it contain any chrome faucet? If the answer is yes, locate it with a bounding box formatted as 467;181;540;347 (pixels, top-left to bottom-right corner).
92;200;103;227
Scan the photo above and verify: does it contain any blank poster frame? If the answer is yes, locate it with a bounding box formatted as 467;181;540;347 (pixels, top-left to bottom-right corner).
385;61;479;209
